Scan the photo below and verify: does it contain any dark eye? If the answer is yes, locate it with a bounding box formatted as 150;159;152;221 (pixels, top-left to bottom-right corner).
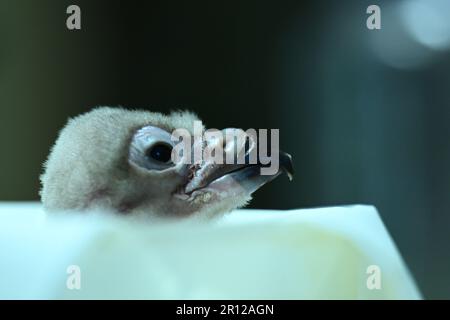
147;143;173;163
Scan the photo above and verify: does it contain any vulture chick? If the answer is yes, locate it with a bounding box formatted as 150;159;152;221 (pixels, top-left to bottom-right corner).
40;107;293;219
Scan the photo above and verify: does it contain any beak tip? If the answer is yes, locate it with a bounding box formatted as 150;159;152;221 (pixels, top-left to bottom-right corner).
287;172;294;181
280;151;294;181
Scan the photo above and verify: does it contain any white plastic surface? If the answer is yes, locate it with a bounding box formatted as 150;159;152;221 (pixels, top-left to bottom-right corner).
0;202;421;299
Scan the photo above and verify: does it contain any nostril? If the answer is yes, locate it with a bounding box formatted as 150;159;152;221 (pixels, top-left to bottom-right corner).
222;136;227;150
244;136;251;155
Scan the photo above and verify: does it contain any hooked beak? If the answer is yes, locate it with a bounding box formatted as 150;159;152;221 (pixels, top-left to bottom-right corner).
183;151;294;196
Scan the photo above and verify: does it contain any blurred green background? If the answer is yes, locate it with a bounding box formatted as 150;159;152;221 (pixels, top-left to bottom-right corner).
1;0;449;298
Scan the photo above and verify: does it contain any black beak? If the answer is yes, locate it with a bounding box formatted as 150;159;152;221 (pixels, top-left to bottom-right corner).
184;150;294;195
280;151;294;181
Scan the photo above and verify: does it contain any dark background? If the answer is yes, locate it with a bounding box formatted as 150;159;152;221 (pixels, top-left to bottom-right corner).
1;0;449;298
